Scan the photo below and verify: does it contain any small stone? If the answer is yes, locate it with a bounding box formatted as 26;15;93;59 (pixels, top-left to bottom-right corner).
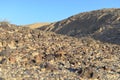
0;58;6;64
0;42;2;47
0;77;5;80
8;41;16;49
9;56;16;64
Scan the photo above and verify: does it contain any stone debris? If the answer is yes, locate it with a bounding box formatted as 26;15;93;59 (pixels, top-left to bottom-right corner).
0;23;119;80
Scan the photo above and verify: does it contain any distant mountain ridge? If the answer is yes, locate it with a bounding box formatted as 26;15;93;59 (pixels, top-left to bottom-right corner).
27;23;50;29
38;8;120;44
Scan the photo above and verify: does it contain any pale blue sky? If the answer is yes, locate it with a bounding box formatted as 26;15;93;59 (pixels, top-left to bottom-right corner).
0;0;120;25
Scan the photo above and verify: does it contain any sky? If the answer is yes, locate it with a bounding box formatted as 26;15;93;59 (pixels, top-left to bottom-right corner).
0;0;120;25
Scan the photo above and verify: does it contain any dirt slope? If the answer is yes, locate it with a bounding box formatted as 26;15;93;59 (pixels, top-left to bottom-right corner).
27;23;50;29
38;8;120;44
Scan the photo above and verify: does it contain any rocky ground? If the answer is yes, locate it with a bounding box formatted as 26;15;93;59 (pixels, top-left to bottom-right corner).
0;23;120;80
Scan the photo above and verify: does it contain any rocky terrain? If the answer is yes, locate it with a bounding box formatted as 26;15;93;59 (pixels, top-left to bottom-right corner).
38;8;120;45
0;8;120;80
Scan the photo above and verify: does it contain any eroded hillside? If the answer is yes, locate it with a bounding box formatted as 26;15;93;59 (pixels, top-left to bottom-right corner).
38;8;120;45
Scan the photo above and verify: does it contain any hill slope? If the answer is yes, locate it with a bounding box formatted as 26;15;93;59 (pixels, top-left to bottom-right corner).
38;8;120;44
0;23;120;80
27;23;50;29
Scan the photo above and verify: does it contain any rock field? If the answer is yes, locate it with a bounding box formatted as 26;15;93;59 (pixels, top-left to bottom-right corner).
0;22;119;80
